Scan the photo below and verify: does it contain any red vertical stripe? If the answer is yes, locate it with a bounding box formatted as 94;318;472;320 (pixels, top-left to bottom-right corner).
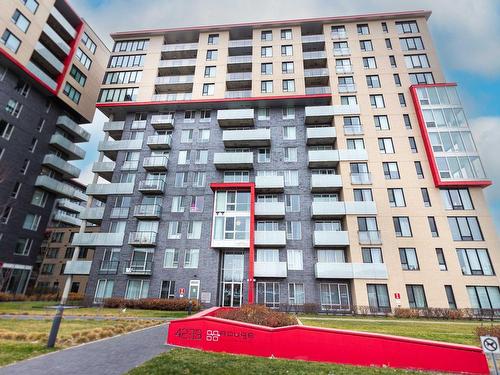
56;21;85;93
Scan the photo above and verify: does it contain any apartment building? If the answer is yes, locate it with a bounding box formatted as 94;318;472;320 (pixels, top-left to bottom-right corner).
79;10;499;312
0;0;108;294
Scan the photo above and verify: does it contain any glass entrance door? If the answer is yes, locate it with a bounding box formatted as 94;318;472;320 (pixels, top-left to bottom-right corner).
220;252;244;307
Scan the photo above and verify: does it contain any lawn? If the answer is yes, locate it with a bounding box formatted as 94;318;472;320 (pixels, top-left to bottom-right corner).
0;301;187;318
299;316;497;346
128;348;427;375
0;318;161;366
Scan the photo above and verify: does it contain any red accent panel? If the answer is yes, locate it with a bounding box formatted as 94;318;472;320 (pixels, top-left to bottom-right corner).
96;93;332;108
167;308;489;374
210;183;255;304
56;21;85;93
409;84;492;188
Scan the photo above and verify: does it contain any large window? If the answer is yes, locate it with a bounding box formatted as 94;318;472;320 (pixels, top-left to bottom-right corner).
467;286;500;309
257;282;280;308
396;21;419;34
405;54;429;69
113;39;149;52
76;48;92;69
184;249;199;268
164;249;179;268
320;283;349;310
1;29;21;53
367;284;390;311
63;83;81;104
99;87;138;102
441;189;473;210
94;279;114;302
125;280;149;299
70;65;87;87
160;280;175;299
448;217;483;241
388;188;406;207
12;10;30;33
457;248;494;276
406;284;427;308
81;32;97;53
287;250;303;270
399;248;419;270
362;248;383;263
394;217;412;237
103;70;142;84
400;37;424;51
383;162;400;179
108;54;144;68
288;283;305;305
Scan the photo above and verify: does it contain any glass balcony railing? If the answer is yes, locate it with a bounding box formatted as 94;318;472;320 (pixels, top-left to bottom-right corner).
350;172;372;185
358;230;382;245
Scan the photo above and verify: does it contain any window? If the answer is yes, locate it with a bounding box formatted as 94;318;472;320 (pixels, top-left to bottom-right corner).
445;285;457;309
195;150;208;164
421;188;431;207
385;38;392;49
283;170;298;186
388;188;406;207
5;99;22;117
362;248;383;263
285;195;300;212
108;54;144;68
347;138;365;150
428;216;439;237
99;87;138;102
206;49;218;60
94;279;114;303
282;79;295;92
289;283;305;305
189;196;204;213
261;30;272;41
21;0;39;13
257;282;280;308
366;75;380;88
404;114;412;129
125;280;149;300
383;162;400;179
164;249;179;268
69;65;86;87
405;54;430;69
389;55;397;68
76;48;92;69
261;80;273;93
171;196;185;212
283;126;296;140
28;137;37;152
282;107;295;119
406;285;427;308
0;120;13;140
414;161;424;178
363;57;377;69
50;232;64;242
341;95;357;105
257;249;279;262
284;147;297;162
261;62;272;75
400;37;424;51
370;94;385;108
320;283;350;310
367;284;390;311
393;73;401;86
354;189;373;202
200;110;211;122
22;213;40;231
224;170;249;183
286;221;301;240
396;21;419;34
14;238;32;255
359;40;373;52
436;248;447;271
281;45;293;56
261;46;272;57
467;286;500;309
378;138;394;154
113;39;148;52
81;32;97;53
192;172;206;188
409;72;434;84
357;24;370;35
1;206;12;224
15;79;30;97
178;150;191;165
184;249;199;268
281;29;292;40
287;250;303;270
399;93;407;107
202;83;214;96
457;248;494;275
408;137;418;153
187;221;202;239
394;217;412;237
257;148;270;163
174;172;187;187
441;189;473;210
374;115;390;130
204;66;216;78
104;70;140;86
282;62;294;74
160;280;175;299
168;221;182;239
63;83;81;104
1;29;21;52
12;10;30;32
31;189;47;207
208;33;219;45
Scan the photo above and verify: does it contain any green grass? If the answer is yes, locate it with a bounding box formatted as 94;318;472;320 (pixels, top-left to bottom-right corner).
0;340;55;367
0;301;187;318
128;348;427;375
299;317;497;346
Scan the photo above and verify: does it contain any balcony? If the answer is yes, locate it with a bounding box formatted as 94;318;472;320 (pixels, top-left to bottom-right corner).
158;58;197;68
128;232;157;247
79;207;105;224
35;175;76;198
311;201;377;218
227;55;252;64
223;128;270;147
50;134;85;160
42;154;80;178
306;127;336;145
254;262;288;278
303;51;327;60
152;93;192;101
315;263;388;279
64;260;93;275
254;231;287;247
110;207;130;219
162;42;198;52
335;65;353;74
255;175;285;192
214;152;253;169
350;172;372;185
34;42;64;73
217;108;254;127
333;47;351;56
305;86;331;95
302;34;325;43
155;75;194;85
147;135;172;149
103;121;125;139
58;199;83;213
138;179;165;194
26;62;57;90
331;31;348;40
72;232;125;247
121;160;139;171
49;7;77;38
305;104;360;124
304;68;329;78
73;189;87;202
339;149;368;161
53;212;82;226
150;115;174;130
308;150;340;168
338;84;357;93
358;230;382;245
311;174;343;192
41;24;70;55
228;39;253;48
92;161;115;182
98;261;119;275
224;90;252;99
98;139;143;160
143;156;168;171
56;116;90;142
133;204;161;219
123;261;153;275
131;120;146;130
313;231;349;247
86;183;135;200
344;125;364;136
255;202;285;218
226;72;252;81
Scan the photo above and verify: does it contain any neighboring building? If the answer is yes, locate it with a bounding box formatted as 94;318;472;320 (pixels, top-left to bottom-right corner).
0;0;108;294
80;10;499;311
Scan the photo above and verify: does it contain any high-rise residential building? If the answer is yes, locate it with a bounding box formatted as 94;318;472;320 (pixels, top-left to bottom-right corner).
0;0;109;294
79;10;499;312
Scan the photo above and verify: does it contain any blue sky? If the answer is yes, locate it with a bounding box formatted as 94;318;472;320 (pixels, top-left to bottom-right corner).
71;0;500;230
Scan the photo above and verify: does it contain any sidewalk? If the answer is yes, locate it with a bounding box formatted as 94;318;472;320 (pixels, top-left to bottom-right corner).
0;324;171;375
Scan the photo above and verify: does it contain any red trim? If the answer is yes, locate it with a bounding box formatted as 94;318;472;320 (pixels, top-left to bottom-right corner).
111;10;431;38
409;84;492;188
96;93;332;108
210;182;255;304
56;21;85;93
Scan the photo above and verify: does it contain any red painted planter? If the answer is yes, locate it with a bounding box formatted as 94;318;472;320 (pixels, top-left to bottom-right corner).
167;307;489;374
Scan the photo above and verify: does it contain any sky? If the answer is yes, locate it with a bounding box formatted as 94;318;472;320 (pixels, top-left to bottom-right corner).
70;0;500;230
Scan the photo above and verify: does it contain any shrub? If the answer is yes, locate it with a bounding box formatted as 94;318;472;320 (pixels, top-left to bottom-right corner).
393;308;421;319
0;292;27;302
102;297;200;311
476;326;500;341
214;304;298;328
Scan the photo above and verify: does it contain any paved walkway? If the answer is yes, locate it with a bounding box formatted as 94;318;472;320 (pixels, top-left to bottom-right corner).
0;324;171;375
0;314;168;321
